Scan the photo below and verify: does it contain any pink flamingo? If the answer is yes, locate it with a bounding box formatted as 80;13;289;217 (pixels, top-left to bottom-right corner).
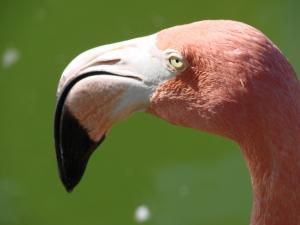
54;20;300;225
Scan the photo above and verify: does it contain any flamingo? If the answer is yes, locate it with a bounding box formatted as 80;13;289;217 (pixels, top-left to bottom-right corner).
54;20;300;225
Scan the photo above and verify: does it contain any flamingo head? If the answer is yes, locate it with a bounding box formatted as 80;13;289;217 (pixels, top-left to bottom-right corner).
55;20;295;191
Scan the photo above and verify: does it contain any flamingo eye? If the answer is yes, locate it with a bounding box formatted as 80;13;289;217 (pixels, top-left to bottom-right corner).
167;53;187;72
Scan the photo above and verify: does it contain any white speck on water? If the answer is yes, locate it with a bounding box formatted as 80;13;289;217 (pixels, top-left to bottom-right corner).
2;48;20;69
134;205;151;223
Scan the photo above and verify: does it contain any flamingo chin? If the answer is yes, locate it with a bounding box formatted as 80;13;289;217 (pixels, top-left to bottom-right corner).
54;20;300;224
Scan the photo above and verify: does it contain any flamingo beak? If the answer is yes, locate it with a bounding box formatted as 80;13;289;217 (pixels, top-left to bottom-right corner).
55;71;147;192
54;34;180;192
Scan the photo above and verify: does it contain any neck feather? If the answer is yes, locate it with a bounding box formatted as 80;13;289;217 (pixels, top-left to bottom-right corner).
236;98;300;225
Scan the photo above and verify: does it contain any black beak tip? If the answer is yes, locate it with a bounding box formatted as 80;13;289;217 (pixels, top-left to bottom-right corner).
55;104;106;192
59;155;88;193
60;163;91;193
62;179;76;193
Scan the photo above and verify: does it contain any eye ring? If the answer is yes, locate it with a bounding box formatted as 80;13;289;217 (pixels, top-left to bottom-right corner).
167;52;187;72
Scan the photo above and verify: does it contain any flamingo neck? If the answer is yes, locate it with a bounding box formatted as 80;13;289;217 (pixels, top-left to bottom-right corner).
238;119;300;225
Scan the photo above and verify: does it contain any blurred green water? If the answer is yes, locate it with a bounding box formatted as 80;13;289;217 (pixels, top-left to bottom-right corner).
0;0;299;224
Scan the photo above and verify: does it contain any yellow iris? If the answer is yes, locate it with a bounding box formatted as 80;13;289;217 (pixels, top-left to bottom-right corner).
168;55;186;71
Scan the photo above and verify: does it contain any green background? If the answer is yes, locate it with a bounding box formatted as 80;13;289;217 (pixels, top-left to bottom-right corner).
0;0;299;224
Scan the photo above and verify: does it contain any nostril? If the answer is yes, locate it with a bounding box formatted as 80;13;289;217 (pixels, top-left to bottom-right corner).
93;59;121;66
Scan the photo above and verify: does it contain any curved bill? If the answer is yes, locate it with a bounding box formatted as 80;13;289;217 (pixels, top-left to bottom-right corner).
55;71;148;192
54;34;179;192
